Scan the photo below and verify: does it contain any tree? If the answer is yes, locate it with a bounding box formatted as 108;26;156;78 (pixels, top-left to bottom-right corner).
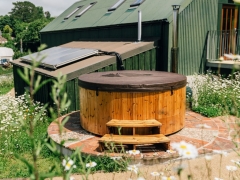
9;1;44;23
45;11;51;19
2;25;13;41
0;15;15;33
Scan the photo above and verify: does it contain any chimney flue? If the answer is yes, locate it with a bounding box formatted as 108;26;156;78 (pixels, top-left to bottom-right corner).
138;10;142;42
171;5;180;73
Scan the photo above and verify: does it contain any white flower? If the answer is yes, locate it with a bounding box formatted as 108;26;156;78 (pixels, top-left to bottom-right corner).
182;147;198;159
166;149;176;154
161;176;176;180
204;155;212;161
127;165;138;174
214;178;223;180
86;161;97;168
127;149;140;155
62;158;74;171
137;177;145;180
226;165;237;171
213;150;228;156
171;141;198;158
150;172;160;176
196;124;211;129
70;177;75;180
231;159;240;165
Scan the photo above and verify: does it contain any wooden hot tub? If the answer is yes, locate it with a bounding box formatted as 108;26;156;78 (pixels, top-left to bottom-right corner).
78;70;186;136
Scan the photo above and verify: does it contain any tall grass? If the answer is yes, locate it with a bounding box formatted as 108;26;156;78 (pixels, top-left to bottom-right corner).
0;74;14;95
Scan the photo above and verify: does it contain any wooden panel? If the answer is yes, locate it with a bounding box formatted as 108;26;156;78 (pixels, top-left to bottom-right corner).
106;119;162;127
80;87;185;136
99;134;170;144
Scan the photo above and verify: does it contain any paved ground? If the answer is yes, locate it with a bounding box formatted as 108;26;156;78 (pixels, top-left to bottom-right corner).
48;111;240;165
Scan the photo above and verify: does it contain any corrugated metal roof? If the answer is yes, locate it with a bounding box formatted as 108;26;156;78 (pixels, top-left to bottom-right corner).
41;0;191;32
12;41;156;80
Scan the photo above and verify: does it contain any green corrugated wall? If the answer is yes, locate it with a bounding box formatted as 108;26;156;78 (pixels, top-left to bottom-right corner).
13;48;157;112
41;21;162;48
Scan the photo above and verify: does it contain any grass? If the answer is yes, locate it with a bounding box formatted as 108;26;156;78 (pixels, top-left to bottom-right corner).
0;66;13;75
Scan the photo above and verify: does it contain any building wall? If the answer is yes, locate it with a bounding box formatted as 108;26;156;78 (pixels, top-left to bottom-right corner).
41;21;163;48
13;48;157;112
168;0;219;75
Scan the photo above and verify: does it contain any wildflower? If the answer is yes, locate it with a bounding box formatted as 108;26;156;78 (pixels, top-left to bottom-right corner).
150;172;160;176
161;176;176;180
213;150;228;156
166;149;176;154
182;147;198;159
226;165;237;171
204;155;212;161
86;161;97;168
62;158;74;171
127;165;138;174
214;178;223;180
231;159;240;165
171;141;198;158
127;149;140;155
137;177;145;180
70;177;75;180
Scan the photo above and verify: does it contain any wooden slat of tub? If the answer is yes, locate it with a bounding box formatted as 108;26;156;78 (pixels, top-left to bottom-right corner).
122;92;128;120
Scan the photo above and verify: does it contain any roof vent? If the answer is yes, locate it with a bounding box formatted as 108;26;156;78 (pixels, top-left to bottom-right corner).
75;2;97;18
108;0;126;12
130;0;145;7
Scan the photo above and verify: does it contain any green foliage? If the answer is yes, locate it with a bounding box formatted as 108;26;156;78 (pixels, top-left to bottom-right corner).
3;25;13;34
24;19;51;43
0;2;54;54
191;72;240;117
13;51;29;59
0;40;17;51
9;1;45;23
0;15;15;33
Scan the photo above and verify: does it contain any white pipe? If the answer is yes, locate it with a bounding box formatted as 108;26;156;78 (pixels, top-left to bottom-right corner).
138;10;142;42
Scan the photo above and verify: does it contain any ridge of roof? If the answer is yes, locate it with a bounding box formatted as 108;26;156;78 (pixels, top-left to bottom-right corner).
40;0;192;33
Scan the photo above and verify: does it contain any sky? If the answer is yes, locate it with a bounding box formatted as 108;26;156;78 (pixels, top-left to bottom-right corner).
0;0;80;17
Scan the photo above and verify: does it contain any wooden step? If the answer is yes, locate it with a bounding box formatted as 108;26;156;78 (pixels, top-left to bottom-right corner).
106;119;162;128
99;134;170;151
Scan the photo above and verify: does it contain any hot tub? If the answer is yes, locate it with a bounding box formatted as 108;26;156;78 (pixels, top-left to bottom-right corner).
78;70;186;136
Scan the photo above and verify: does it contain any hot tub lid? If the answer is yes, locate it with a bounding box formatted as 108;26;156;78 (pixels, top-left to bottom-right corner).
78;70;187;92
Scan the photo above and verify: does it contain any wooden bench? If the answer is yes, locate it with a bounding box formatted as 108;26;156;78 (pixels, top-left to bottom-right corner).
99;119;170;151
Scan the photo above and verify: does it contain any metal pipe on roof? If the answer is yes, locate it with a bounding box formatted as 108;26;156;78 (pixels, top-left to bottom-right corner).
138;10;142;42
171;5;180;73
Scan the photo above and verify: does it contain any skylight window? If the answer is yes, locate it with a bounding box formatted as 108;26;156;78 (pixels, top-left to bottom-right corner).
108;0;126;12
130;0;145;7
64;6;83;20
75;2;97;18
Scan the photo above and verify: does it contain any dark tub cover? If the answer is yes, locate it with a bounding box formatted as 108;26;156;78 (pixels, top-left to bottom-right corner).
78;70;187;92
